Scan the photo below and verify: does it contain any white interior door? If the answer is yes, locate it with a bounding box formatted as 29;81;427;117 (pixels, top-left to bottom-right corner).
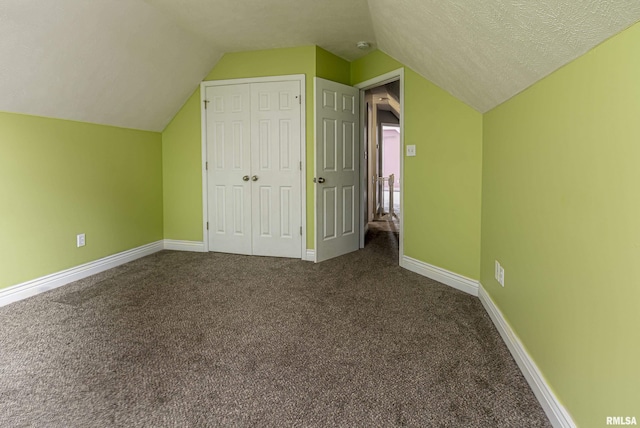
205;78;302;258
206;84;252;255
315;78;360;262
250;81;302;258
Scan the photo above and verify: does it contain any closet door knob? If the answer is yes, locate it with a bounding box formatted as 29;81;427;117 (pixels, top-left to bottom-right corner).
251;175;259;181
242;175;250;181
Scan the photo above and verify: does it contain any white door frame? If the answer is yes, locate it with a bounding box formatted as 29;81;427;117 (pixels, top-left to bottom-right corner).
200;74;307;258
355;68;404;264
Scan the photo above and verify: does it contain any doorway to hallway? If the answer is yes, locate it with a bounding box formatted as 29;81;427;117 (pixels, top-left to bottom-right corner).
361;78;402;256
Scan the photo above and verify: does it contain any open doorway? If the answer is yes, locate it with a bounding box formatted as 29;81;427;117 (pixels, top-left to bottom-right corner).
361;79;401;256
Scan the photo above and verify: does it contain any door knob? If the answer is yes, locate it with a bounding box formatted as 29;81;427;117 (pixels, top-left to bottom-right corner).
251;175;259;181
242;175;250;181
314;177;326;184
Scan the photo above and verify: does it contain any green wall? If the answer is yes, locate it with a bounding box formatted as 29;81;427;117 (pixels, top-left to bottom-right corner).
0;112;163;289
352;51;483;280
162;89;203;242
481;22;640;426
316;46;351;85
162;45;351;247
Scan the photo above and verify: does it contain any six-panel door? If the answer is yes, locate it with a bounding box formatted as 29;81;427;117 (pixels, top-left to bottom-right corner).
314;78;360;262
250;81;302;257
205;81;302;258
206;84;253;255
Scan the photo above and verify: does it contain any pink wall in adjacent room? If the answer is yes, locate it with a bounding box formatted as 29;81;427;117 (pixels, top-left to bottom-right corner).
382;127;400;189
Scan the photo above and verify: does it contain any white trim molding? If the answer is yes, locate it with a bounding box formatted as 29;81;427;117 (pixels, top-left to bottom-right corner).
0;241;164;307
304;249;315;262
401;256;479;296
478;284;576;428
354;67;405;264
354;68;405;91
163;240;206;252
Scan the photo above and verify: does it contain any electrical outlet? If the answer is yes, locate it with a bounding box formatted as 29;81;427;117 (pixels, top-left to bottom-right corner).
77;233;86;248
499;265;505;287
406;145;416;157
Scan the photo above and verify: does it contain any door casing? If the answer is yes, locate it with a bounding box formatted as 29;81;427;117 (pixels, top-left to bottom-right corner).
200;74;307;258
355;68;405;264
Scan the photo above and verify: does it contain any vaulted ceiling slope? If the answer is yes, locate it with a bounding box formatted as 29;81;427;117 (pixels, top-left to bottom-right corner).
369;0;640;113
145;0;376;62
0;1;220;131
1;1;639;132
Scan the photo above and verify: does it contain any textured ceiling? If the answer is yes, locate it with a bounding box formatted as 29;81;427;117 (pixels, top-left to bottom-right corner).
368;0;640;112
1;1;639;131
0;0;220;131
144;0;376;62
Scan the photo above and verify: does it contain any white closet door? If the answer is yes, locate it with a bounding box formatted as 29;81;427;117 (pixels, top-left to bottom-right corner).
206;84;252;255
250;81;302;258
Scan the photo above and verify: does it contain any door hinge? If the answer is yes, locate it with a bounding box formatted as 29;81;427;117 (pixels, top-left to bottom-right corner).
205;161;208;170
299;161;302;171
206;222;209;230
300;226;302;236
203;99;209;109
298;94;302;105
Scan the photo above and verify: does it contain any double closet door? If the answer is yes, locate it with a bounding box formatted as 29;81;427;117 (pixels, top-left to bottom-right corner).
205;80;302;258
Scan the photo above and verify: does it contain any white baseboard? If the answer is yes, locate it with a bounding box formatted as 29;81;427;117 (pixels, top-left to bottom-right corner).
478;284;576;428
401;256;479;296
163;239;206;252
0;241;164;307
304;249;315;262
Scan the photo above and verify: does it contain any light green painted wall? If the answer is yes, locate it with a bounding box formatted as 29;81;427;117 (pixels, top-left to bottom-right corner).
162;89;203;241
162;46;317;245
352;51;483;280
0;112;163;290
316;46;351;85
350;50;404;84
481;22;640;426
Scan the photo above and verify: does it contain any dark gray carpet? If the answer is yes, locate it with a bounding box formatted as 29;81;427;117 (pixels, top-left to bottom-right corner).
0;224;551;427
